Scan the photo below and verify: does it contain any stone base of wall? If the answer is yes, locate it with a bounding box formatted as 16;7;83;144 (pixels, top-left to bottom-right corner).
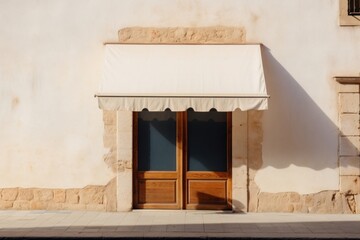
0;178;116;211
257;191;360;214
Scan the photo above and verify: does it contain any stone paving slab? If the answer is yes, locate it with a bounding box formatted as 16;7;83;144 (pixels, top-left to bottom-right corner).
0;210;359;239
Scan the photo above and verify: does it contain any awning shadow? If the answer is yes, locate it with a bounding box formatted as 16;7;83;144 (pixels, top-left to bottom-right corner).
259;45;355;171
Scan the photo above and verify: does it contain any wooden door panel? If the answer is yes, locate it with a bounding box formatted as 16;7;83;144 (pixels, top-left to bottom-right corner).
184;111;232;210
134;112;183;209
138;180;177;204
187;180;227;204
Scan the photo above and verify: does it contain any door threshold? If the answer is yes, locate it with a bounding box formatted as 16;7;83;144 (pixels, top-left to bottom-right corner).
131;209;235;214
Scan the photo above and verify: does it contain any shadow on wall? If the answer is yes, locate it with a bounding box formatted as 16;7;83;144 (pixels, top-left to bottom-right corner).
259;45;356;171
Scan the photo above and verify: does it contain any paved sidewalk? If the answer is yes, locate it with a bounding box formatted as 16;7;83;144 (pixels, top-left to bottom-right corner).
0;210;360;239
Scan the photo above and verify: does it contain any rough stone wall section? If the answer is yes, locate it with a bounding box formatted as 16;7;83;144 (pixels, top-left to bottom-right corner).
103;110;118;173
0;185;110;211
116;111;133;211
119;27;245;44
256;83;360;214
338;83;360;213
257;191;354;213
232;110;248;212
247;110;264;212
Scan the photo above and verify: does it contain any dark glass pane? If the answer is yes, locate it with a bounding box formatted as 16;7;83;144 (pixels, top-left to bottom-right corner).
188;110;227;172
138;111;176;171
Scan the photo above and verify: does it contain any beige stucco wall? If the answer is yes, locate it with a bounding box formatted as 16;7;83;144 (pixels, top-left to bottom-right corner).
0;0;360;196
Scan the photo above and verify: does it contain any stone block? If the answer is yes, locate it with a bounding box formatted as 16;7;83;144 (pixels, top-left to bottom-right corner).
231;187;247;212
232;159;247;188
104;125;117;135
331;192;344;214
18;189;34;201
232;126;247;159
103;134;116;148
248;184;259;212
1;188;18;201
34;189;53;201
339;136;360;156
86;204;106;211
293;203;303;213
341;193;354;213
118;131;132;150
339;114;360;136
0;200;13;209
117;111;133;132
104;177;117;212
345;194;357;213
340;176;360;194
304;194;314;206
355;194;360;214
66;189;79;204
103;110;116;125
53;189;66;203
340;93;360;113
247;111;263;171
79;186;104;205
117;171;133;211
104;149;117;172
119;27;245;44
47;202;63;210
13;200;30;210
117;148;132;162
232;110;247;159
62;203;86;211
30;201;48;210
290;192;301;203
339;157;360;176
257;192;293;212
338;84;359;93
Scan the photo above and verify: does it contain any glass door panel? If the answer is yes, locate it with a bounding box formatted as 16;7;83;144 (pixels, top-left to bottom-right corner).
138;110;176;171
185;109;231;210
134;110;180;209
187;109;227;172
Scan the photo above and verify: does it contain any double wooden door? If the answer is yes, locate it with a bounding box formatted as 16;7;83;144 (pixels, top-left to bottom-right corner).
133;110;231;210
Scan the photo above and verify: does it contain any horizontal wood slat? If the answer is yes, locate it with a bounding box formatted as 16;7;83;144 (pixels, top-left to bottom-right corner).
137;172;178;179
186;171;228;179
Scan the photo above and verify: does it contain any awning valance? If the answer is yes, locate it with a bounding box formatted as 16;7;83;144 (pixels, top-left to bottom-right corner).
97;44;268;112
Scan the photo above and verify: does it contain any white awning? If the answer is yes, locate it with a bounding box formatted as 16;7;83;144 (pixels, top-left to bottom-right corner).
97;44;268;112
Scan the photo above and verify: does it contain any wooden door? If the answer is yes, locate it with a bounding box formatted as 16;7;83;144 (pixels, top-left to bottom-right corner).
184;110;232;210
133;111;183;209
133;110;231;210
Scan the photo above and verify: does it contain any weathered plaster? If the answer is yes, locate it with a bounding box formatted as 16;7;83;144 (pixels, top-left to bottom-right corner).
1;1;360;213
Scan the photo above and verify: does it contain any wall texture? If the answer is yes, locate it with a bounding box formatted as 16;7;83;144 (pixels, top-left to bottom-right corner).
0;0;360;212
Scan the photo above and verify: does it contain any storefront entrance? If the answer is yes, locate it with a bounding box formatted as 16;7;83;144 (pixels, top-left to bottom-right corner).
133;110;232;210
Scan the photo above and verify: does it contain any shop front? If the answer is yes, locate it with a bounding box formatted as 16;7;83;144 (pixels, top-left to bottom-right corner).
96;44;268;210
